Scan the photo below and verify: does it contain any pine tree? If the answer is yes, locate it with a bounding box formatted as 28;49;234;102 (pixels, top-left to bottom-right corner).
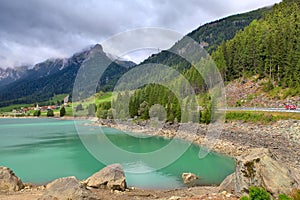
60;106;66;117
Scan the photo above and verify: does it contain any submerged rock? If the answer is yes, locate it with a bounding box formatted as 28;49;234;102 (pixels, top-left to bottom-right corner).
219;148;300;196
182;173;200;187
86;163;127;191
41;176;93;200
0;166;24;192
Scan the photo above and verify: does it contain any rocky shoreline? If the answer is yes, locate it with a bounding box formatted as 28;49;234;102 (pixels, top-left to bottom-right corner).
97;119;300;170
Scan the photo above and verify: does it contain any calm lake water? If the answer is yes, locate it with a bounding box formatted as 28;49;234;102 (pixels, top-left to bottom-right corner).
0;118;234;189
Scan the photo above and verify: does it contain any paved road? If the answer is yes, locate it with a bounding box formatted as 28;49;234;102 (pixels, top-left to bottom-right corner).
223;107;300;113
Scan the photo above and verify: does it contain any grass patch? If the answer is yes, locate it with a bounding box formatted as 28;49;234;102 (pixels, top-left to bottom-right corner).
73;92;112;107
0;104;32;112
95;92;112;104
41;94;69;106
226;111;300;124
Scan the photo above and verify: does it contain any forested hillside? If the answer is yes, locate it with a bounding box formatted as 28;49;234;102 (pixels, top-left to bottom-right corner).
98;0;300;123
213;0;300;95
141;7;269;69
188;7;271;53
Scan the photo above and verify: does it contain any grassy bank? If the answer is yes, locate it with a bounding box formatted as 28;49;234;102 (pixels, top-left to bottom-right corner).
225;111;300;124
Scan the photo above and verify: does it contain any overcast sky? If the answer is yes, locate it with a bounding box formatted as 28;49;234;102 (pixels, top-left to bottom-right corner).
0;0;282;68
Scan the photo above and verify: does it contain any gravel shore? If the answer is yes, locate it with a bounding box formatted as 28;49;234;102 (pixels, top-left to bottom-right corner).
97;119;300;170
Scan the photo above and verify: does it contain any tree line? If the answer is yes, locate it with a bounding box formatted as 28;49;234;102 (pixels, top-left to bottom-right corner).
213;1;300;95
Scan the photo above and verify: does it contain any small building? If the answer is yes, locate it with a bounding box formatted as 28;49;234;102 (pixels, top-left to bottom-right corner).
34;104;41;111
64;95;69;106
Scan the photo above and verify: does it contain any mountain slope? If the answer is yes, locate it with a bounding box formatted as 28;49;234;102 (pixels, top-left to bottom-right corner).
213;0;300;95
188;7;271;53
0;66;29;88
140;6;271;71
0;44;135;107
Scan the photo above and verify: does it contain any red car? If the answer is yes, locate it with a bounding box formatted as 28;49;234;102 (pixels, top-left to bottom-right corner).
285;105;297;110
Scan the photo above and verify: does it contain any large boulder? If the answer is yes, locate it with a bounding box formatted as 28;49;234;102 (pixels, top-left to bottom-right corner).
0;166;24;192
219;173;235;193
41;176;94;200
219;148;300;196
181;173;200;187
86;164;127;191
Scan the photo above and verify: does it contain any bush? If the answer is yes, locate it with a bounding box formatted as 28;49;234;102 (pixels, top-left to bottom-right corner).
248;187;271;200
278;194;292;200
262;79;274;92
236;100;242;107
33;110;41;117
47;109;54;117
107;109;113;119
87;104;96;117
75;104;84;112
60;106;66;117
96;102;111;119
240;187;271;200
98;101;111;110
138;101;150;120
97;110;108;119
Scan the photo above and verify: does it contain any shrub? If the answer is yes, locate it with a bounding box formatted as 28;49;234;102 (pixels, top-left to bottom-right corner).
236;100;242;107
33;110;41;117
107;109;113;119
60;106;66;117
87;104;96;117
262;79;274;92
96;102;111;119
97;110;108;119
278;194;292;200
47;110;54;117
138;101;150;120
98;101;111;110
248;187;271;200
75;104;84;112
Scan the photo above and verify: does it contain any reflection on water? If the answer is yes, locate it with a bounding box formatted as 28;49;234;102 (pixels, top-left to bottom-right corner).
0;118;234;189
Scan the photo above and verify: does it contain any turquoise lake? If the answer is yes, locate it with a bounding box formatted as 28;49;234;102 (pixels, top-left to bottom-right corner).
0;118;234;189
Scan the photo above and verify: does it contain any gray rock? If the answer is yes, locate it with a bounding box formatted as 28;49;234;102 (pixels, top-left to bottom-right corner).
41;176;94;200
219;173;235;193
181;173;200;187
220;148;300;196
86;164;127;191
0;166;24;192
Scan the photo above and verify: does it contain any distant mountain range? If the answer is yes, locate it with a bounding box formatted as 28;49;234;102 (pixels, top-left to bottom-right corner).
0;44;135;107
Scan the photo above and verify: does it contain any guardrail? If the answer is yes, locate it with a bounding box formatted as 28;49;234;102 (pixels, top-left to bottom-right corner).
218;107;300;113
